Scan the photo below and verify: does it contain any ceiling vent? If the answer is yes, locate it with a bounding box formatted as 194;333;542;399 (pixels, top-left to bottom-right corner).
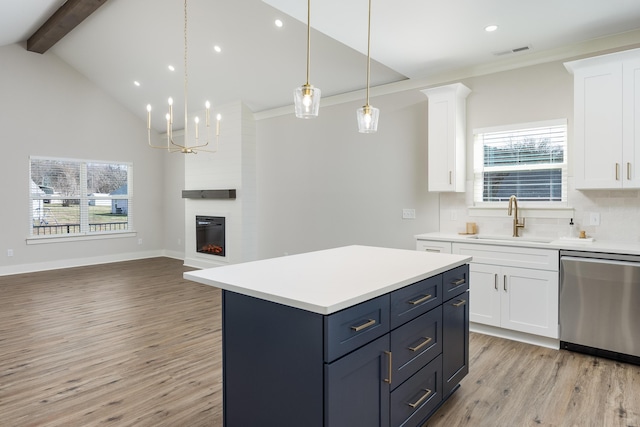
493;45;532;56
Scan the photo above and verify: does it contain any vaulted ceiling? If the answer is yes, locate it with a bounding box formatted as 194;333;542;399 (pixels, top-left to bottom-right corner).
2;0;640;131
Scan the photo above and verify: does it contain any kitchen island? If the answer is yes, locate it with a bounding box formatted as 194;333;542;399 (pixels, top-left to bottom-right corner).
184;245;472;427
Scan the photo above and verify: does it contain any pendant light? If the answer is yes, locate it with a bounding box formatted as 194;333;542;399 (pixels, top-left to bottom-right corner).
294;0;321;118
356;0;379;133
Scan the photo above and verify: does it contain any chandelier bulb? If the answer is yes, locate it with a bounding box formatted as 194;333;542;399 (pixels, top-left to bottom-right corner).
205;100;211;109
146;104;152;112
168;97;173;105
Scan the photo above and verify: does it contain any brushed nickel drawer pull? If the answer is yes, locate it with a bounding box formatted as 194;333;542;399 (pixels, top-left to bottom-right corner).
452;299;466;307
384;351;392;384
628;162;632;180
407;388;433;408
494;273;498;290
351;319;376;332
449;171;452;185
408;294;432;305
616;163;620;180
408;337;433;352
503;275;507;291
452;278;466;286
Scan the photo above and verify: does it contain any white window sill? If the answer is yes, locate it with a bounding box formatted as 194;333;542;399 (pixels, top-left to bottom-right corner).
468;205;574;219
26;231;137;245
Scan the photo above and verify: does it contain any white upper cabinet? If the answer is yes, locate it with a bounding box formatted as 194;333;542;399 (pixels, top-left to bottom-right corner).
421;83;471;192
565;49;640;189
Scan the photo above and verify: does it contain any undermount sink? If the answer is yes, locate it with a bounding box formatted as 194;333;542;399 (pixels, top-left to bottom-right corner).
467;235;554;244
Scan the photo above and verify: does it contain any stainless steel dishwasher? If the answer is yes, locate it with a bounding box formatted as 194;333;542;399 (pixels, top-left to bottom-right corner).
560;250;640;364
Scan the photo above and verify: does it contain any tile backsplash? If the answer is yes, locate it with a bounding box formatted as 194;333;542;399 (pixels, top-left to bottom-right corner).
439;179;640;243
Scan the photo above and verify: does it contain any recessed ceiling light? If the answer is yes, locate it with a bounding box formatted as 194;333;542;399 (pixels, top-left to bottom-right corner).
275;19;283;28
485;24;498;32
168;65;175;71
134;81;140;86
213;45;222;53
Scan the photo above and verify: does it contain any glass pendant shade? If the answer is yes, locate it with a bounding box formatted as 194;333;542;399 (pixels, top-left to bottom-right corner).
357;105;380;133
294;84;321;118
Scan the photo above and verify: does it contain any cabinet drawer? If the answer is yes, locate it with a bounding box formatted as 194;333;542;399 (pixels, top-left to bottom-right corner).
453;243;559;271
390;275;442;329
416;240;452;254
390;306;442;390
442;264;469;301
324;295;390;362
390;354;442;427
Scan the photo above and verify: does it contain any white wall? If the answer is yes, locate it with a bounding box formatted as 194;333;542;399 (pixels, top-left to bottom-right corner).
0;43;166;274
163;152;185;259
255;90;440;259
438;58;640;242
4;40;639;275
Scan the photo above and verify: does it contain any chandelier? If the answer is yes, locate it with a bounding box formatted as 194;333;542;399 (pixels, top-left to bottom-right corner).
146;0;221;154
356;0;379;133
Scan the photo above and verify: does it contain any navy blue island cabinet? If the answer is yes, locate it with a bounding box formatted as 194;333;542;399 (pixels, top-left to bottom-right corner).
221;263;469;427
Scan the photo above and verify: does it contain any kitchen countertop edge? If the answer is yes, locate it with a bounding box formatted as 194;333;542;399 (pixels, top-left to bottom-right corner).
415;232;640;255
183;245;472;315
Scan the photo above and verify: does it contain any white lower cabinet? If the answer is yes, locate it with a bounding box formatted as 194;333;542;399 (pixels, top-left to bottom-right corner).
416;240;452;254
453;243;559;339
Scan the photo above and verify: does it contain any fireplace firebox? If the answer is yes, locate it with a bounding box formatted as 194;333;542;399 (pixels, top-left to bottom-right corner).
196;216;225;257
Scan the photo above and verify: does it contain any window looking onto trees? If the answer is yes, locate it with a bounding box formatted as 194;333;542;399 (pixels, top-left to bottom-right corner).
29;157;133;236
473;119;567;204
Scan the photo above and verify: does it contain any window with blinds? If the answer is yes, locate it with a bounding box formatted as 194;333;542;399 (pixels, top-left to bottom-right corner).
29;157;133;237
473;119;567;203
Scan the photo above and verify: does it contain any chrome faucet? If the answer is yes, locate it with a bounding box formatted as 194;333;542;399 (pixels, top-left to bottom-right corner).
507;195;525;237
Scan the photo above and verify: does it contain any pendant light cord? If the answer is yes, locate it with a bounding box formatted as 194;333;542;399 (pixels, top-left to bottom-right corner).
183;0;189;141
365;0;372;106
306;0;311;86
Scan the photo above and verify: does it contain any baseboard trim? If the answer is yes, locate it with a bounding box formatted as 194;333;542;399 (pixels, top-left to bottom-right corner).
0;250;175;277
470;322;560;350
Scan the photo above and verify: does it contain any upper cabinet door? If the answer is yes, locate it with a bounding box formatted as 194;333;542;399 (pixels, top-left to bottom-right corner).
623;58;640;188
573;62;624;189
566;48;640;190
421;83;471;192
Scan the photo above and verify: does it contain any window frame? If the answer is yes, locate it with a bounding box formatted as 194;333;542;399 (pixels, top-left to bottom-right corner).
28;156;134;242
472;118;568;208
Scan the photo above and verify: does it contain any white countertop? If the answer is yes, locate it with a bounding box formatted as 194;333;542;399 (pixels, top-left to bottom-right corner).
183;245;471;315
415;232;640;256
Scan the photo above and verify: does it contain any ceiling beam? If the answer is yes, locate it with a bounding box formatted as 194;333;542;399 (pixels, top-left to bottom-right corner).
27;0;109;54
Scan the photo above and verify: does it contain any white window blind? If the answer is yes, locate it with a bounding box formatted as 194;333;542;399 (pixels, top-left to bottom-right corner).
29;157;133;237
473;119;567;204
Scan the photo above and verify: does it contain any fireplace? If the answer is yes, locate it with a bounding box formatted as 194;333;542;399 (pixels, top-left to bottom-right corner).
196;216;225;257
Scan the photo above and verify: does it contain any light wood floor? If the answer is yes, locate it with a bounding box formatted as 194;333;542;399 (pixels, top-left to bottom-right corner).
0;257;221;427
1;257;639;427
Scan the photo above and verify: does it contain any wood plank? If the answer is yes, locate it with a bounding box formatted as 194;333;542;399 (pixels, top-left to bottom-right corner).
424;333;640;426
2;258;640;426
27;0;109;54
0;258;221;426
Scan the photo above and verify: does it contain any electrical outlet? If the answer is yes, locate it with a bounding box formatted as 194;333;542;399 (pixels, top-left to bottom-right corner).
402;209;416;219
138;238;143;245
7;249;13;257
450;210;458;221
178;238;181;246
589;212;600;226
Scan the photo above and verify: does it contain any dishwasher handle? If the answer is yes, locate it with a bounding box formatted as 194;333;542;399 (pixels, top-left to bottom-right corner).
561;255;640;269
